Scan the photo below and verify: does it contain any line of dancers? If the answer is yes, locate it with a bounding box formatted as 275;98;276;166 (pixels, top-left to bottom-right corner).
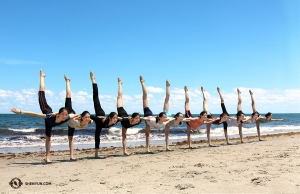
10;70;285;163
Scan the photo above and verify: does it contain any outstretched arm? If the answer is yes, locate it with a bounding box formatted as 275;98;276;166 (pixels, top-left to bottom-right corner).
10;108;46;118
204;118;219;124
271;118;286;121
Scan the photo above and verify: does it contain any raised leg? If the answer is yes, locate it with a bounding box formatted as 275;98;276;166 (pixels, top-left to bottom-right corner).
217;87;224;103
64;75;71;98
117;77;123;108
163;80;170;111
184;86;190;111
39;69;46;91
249;90;257;113
201;86;208;112
140;75;149;108
237;88;242;112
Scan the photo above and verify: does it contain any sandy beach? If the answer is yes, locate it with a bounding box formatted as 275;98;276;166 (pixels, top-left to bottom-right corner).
1;132;299;193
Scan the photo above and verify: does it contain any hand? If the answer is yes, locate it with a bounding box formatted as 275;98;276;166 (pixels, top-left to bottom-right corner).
10;108;21;114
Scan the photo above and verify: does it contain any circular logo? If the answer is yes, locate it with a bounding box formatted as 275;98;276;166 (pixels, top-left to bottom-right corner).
9;178;23;189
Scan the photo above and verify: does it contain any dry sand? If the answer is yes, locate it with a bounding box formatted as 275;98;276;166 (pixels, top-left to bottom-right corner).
1;132;299;193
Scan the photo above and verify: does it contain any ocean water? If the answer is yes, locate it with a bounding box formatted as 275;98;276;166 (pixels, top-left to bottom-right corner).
0;113;299;153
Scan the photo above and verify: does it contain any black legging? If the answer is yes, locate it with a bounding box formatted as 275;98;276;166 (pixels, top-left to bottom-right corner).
221;103;229;131
93;83;105;149
65;98;76;136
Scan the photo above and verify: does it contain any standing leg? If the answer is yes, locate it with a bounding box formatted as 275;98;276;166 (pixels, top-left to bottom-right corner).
165;125;171;151
122;127;130;155
184;86;192;148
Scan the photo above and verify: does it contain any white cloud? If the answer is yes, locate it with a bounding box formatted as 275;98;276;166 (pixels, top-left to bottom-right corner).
1;87;299;114
146;86;164;93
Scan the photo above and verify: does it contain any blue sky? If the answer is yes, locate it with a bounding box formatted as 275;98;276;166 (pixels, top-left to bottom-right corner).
0;0;299;114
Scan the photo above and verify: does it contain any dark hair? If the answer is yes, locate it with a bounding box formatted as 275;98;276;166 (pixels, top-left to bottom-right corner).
131;112;140;118
251;111;260;117
104;112;118;126
156;112;166;123
199;111;207;117
219;112;229;119
174;112;183;125
131;112;141;125
58;107;68;114
236;110;244;117
265;112;272;118
236;111;244;123
81;111;90;120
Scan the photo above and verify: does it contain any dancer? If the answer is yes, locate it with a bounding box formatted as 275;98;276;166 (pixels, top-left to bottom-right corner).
90;71;119;158
236;88;259;143
117;77;142;155
10;69;79;163
258;112;285;123
139;75;174;152
64;75;93;160
249;90;286;141
163;80;190;151
208;87;232;145
165;112;191;151
184;86;217;148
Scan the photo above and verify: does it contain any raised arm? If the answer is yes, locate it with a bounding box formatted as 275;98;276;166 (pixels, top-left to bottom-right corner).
11;108;46;118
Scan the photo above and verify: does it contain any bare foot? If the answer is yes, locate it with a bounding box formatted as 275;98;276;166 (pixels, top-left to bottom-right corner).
201;86;205;93
95;152;99;158
166;148;172;151
227;142;232;145
124;152;130;156
118;77;122;85
45;158;52;163
184;85;188;92
139;75;144;83
241;140;245;143
259;139;265;141
90;71;96;82
237;88;241;94
64;74;70;82
217;87;221;93
166;80;170;87
40;69;46;77
209;144;216;147
70;157;76;161
146;148;151;153
249;90;253;95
